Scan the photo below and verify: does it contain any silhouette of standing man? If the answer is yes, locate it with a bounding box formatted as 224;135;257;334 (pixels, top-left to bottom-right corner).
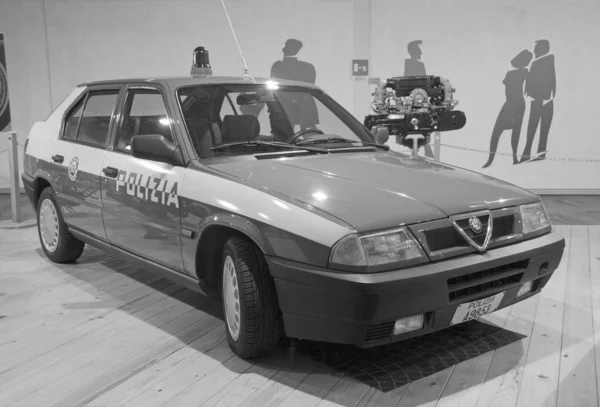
271;39;319;129
404;40;426;76
404;40;433;158
521;39;556;163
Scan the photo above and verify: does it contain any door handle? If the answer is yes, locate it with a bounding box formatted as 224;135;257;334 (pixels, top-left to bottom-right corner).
102;166;119;178
52;155;64;164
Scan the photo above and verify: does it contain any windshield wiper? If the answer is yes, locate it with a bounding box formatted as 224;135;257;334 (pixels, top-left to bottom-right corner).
295;137;355;145
359;141;390;150
211;140;328;153
296;137;390;150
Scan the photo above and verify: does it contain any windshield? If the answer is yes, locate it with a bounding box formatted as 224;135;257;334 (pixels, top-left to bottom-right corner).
176;83;379;158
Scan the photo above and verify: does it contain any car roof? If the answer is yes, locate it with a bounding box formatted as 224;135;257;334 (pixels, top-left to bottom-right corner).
77;75;322;90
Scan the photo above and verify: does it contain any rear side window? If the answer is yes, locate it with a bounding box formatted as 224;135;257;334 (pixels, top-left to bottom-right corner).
63;100;83;140
115;89;173;152
63;89;119;148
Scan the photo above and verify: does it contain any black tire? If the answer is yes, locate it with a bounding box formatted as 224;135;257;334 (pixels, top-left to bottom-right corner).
221;236;283;359
37;187;85;263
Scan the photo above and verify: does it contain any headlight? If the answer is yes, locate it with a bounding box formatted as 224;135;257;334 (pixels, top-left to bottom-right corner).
329;227;427;269
519;201;551;234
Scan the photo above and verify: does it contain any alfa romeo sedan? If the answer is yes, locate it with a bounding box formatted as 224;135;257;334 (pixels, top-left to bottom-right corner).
22;73;565;359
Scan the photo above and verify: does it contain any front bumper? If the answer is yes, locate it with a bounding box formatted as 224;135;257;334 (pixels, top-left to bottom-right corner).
267;231;565;347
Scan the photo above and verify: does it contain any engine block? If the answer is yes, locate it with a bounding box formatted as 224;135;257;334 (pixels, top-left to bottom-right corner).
364;75;467;148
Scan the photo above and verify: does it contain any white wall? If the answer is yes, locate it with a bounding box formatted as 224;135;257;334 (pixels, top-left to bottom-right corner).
1;0;599;192
0;0;53;190
371;0;600;191
42;0;353;108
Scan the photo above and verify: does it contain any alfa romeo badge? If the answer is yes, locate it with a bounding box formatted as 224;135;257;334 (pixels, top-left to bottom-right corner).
469;216;483;234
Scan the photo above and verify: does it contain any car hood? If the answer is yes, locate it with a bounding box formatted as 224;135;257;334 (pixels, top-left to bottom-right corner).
208;151;537;232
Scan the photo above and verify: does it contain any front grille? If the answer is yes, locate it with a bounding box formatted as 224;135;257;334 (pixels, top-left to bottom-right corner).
365;321;395;342
422;213;516;254
491;214;516;238
455;215;491;246
424;227;468;252
447;259;528;302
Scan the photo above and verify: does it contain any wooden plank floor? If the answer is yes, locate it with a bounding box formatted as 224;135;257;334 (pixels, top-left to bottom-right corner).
0;225;598;407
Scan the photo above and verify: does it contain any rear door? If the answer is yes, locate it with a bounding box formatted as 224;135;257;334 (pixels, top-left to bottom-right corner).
100;84;184;271
51;85;122;240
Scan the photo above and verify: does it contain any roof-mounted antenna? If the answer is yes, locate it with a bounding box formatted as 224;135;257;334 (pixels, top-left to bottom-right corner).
190;46;213;77
220;0;255;82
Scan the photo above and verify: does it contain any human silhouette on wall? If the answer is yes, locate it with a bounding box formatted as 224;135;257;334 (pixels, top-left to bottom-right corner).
270;39;318;129
404;40;433;158
521;39;556;163
404;40;426;76
483;50;533;168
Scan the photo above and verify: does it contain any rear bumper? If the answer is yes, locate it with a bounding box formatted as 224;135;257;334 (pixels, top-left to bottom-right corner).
21;173;36;210
267;231;565;347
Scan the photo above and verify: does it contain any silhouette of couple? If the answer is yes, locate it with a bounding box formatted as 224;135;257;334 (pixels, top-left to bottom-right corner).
483;40;556;168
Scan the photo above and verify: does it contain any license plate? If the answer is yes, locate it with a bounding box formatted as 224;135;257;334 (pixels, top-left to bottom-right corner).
450;292;505;325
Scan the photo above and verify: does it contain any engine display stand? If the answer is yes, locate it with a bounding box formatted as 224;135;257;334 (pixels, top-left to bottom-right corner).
401;131;441;161
404;134;425;157
433;131;441;162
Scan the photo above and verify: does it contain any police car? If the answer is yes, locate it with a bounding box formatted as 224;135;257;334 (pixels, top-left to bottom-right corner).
21;50;565;359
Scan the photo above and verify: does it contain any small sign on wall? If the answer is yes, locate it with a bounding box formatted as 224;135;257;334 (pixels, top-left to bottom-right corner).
352;59;369;76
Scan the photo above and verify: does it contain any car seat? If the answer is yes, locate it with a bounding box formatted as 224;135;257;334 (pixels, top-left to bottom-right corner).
188;119;222;158
220;115;260;144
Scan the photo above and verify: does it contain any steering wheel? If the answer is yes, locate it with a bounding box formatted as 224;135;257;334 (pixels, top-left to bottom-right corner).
290;127;324;143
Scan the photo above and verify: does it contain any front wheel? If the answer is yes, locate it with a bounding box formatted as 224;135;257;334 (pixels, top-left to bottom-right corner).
221;236;283;359
37;187;85;263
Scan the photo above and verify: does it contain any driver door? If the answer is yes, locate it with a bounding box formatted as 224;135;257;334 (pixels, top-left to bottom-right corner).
100;85;184;272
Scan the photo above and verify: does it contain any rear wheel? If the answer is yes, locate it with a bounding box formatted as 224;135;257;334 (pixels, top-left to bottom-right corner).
221;236;283;359
37;187;85;263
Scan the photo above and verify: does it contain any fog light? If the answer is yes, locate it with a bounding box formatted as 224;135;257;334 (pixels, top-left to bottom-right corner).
393;314;424;336
517;281;533;298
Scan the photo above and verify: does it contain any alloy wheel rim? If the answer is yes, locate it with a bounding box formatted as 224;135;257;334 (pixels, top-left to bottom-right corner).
223;255;241;341
39;198;59;253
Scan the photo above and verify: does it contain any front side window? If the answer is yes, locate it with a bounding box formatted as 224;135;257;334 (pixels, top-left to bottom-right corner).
115;89;173;152
63;89;119;147
177;84;377;158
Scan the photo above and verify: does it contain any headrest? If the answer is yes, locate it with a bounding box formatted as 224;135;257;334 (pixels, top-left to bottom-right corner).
221;115;260;143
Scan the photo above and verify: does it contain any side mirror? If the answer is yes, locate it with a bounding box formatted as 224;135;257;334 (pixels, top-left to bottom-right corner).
131;134;184;166
372;126;390;144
